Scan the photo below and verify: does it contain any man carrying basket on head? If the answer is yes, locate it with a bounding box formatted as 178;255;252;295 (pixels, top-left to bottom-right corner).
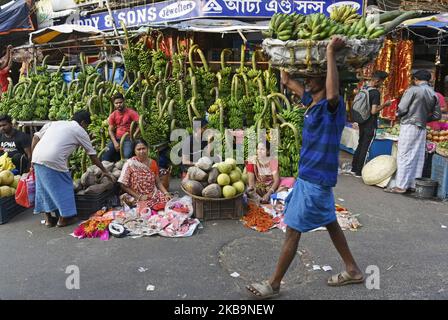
247;36;363;299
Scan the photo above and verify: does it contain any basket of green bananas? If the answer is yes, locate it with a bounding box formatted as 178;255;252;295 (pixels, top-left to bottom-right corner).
262;8;422;75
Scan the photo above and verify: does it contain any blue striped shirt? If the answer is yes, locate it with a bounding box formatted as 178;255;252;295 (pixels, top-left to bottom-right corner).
298;92;346;187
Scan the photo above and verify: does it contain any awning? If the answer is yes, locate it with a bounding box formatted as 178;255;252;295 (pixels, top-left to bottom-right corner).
30;24;105;44
403;13;448;30
0;0;34;35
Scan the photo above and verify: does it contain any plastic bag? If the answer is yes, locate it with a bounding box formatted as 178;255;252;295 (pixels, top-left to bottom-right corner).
164;196;193;218
15;170;35;208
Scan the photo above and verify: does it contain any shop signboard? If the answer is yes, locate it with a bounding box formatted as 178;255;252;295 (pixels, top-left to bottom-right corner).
69;0;364;31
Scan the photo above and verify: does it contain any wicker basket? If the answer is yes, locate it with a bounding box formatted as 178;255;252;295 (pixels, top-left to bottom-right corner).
262;37;384;75
182;186;245;221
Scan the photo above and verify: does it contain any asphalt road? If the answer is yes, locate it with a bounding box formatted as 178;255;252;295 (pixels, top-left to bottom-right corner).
0;174;447;300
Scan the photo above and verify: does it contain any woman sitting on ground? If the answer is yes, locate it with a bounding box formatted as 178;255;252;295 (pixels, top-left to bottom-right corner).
246;142;295;204
118;139;171;212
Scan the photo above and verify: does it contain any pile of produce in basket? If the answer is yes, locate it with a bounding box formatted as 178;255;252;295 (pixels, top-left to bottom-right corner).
74;161;123;195
427;126;448;143
437;141;448;157
182;157;248;199
385;124;400;136
0;170;19;198
262;8;422;74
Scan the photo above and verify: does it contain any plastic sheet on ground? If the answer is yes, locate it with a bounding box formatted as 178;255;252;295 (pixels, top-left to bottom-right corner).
112;196;200;238
253;194;362;233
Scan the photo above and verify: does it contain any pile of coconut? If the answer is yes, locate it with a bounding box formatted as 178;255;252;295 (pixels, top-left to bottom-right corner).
74;161;124;195
0;170;19;198
182;157;248;199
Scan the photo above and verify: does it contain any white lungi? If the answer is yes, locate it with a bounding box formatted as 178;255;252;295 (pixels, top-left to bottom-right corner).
396;124;426;189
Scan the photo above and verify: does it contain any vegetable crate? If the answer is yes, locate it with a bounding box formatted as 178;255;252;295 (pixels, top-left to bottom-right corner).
192;195;245;221
75;187;119;219
0;196;28;224
431;154;448;200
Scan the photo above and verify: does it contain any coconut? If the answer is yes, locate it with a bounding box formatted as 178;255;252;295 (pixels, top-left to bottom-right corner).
207;168;220;184
229;170;241;183
196;157;213;172
223;185;237;198
0;170;14;186
10;175;20;189
202;184;222;198
217;173;231;186
225;158;237;169
233;181;245;194
182;180;204;196
216;162;232;174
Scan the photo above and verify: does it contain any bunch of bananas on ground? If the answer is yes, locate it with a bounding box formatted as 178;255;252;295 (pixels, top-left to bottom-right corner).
330;5;360;25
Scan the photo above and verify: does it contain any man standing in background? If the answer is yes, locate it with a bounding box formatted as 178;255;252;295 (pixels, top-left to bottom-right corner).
386;70;441;194
351;71;390;177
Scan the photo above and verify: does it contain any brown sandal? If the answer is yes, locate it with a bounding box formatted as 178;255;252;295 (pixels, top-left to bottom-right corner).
57;216;78;228
44;213;57;228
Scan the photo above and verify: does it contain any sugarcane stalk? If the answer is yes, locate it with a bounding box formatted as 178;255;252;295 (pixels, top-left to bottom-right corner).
95;60;107;71
220;48;232;70
7;78;13;99
98;88;104;114
268;93;291;112
241;73;249;97
159;98;170;120
111;61;117;82
81;150;87;174
141;88;150;109
167;99;175;119
80;52;86;73
57;56;66;73
87;95;98;115
231;74;239;100
251;49;262;70
164;60;170;80
98;147;107;160
195;47;209;72
216;72;222;90
139;117;146;139
281;122;300;149
190;97;201;118
257;77;265;97
271;101;278;129
188;44;199;71
41;55;50;68
191;75;198;99
83;74;98;99
70;66;76;81
130;121;138;142
13;81;28;96
178;80;185;105
210;87;219;100
240;44;246;70
219;100;224;133
119;71;128;86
